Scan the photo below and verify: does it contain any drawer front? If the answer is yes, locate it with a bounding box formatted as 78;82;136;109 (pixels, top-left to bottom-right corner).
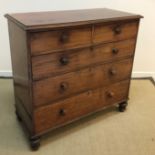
94;21;138;43
104;58;133;83
32;39;135;80
30;26;92;56
34;80;129;134
33;58;133;106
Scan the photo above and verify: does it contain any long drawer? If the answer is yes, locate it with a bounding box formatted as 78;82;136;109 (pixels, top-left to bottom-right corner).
30;21;138;56
32;39;136;80
33;58;133;106
34;80;130;134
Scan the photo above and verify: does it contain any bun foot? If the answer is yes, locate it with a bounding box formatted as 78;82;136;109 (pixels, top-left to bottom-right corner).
118;101;128;112
15;110;22;122
30;137;41;151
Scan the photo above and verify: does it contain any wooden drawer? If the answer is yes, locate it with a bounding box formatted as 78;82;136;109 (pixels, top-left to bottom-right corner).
34;80;129;134
104;58;133;83
32;39;135;80
33;58;132;106
30;26;92;56
94;21;138;43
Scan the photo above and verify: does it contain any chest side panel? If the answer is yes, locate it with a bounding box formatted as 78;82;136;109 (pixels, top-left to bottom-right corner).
8;21;33;133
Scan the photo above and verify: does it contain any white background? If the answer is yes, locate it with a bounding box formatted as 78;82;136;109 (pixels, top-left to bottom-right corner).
0;0;155;79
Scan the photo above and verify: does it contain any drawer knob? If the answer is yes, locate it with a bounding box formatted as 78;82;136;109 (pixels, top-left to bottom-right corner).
112;48;119;54
59;109;66;116
90;46;94;51
60;82;68;91
60;56;69;65
113;26;122;35
109;68;117;75
107;91;114;98
60;32;69;43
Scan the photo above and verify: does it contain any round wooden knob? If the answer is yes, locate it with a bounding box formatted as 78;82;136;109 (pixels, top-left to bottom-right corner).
107;91;114;98
109;68;117;75
90;46;94;51
59;109;66;116
60;56;69;65
60;32;69;43
113;26;122;35
60;82;68;91
112;48;119;54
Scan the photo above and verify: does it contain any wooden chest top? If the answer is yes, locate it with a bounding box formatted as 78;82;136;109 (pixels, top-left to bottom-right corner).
5;8;142;30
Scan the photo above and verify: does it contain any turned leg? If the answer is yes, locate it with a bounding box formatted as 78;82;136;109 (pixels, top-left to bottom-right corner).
118;101;128;112
15;109;22;122
30;136;41;151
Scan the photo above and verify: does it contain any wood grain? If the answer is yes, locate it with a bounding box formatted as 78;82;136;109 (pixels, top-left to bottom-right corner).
94;21;139;43
33;58;133;106
8;21;33;116
5;8;142;30
32;39;136;80
30;21;138;56
34;80;130;134
30;26;92;55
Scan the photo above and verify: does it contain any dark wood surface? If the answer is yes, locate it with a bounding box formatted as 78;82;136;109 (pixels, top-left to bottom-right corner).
30;20;138;56
34;80;130;134
30;26;92;55
32;39;135;80
8;21;33;116
94;21;138;43
5;8;142;150
33;58;133;106
5;8;142;30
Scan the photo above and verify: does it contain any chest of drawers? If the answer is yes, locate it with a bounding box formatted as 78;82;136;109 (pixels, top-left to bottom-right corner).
5;8;142;150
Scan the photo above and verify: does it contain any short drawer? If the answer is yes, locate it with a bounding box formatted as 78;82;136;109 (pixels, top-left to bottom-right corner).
33;58;133;106
94;21;138;43
34;80;129;134
32;39;135;80
30;26;92;56
104;58;133;83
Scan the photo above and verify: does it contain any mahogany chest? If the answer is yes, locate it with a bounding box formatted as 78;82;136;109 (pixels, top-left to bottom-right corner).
5;8;142;150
